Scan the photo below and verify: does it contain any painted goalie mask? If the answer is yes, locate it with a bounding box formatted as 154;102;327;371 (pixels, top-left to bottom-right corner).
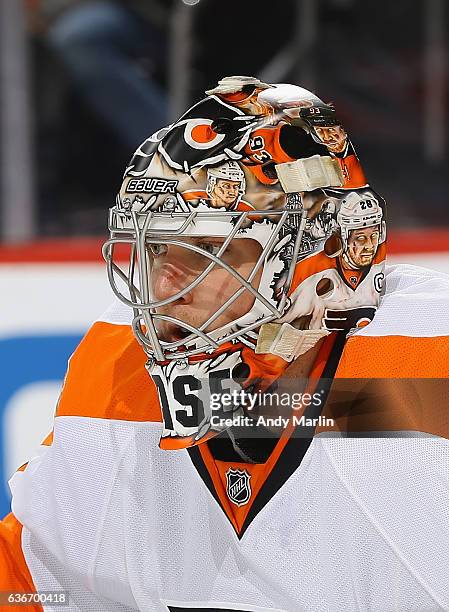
104;77;386;450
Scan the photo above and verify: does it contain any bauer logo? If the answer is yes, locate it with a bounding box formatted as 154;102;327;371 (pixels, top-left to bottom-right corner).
125;178;178;194
0;334;81;517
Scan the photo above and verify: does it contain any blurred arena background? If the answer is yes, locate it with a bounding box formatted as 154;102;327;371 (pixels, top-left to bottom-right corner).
0;0;448;516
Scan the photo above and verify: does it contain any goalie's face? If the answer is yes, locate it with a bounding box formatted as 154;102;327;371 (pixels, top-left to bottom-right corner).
149;237;263;342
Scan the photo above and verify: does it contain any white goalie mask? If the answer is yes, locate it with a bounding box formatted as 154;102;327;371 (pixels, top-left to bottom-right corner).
104;191;305;365
103;80;386;450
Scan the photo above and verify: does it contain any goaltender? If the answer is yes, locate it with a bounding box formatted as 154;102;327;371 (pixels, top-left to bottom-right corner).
1;78;449;612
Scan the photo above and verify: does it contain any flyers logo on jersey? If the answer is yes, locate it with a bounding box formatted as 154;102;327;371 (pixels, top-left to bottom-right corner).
323;306;377;331
226;468;252;506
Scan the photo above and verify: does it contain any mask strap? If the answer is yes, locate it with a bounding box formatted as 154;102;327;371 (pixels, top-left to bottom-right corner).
256;323;330;362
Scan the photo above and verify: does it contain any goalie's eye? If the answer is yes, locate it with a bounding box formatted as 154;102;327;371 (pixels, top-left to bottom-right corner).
148;243;168;257
198;242;222;256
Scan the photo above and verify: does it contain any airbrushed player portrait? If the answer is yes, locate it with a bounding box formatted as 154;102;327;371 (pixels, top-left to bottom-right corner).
300;105;350;157
314;124;348;155
182;160;254;211
286;189;386;331
337;191;384;270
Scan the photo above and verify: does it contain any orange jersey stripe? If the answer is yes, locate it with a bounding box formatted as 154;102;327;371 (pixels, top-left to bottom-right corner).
0;513;42;611
316;335;449;439
317;376;449;439
56;322;162;422
0;433;55;602
336;335;449;378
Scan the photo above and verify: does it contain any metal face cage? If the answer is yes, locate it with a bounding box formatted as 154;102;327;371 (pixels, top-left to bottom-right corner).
103;206;307;363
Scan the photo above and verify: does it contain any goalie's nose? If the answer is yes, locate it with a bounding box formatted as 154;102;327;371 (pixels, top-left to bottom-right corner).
151;245;194;304
153;264;193;304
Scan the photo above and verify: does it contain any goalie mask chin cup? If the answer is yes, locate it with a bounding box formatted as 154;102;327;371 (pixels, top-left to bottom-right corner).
103;78;387;449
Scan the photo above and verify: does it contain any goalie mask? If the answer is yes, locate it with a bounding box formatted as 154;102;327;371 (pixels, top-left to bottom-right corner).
104;77;387;450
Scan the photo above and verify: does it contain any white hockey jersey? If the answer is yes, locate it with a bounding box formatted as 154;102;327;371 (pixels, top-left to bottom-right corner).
2;264;449;612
